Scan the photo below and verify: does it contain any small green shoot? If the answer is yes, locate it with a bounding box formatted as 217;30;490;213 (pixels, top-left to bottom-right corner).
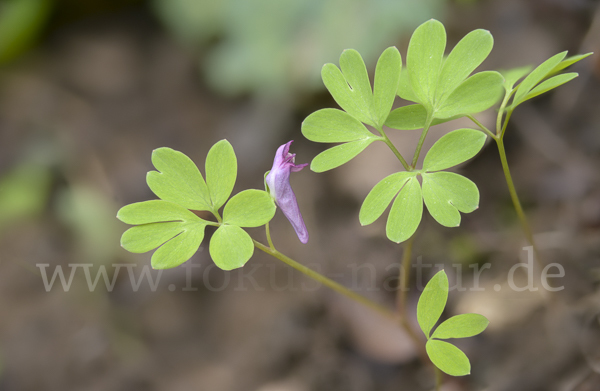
418;270;489;376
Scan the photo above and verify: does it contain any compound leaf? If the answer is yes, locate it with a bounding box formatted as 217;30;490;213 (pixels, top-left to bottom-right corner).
310;138;376;173
146;147;212;211
205;139;237;210
431;313;489;340
417;270;448;338
209;224;254;270
302;108;375;143
512;51;567;106
407;19;446;107
385;104;428;130
436;29;494;104
373;46;402;126
118;200;208;269
150;225;206;269
222;189;275;227
359;171;414;226
547;52;592;77
422;172;479;227
426;339;471;376
386;176;423;243
117;199;201;225
385;104;459;130
519;72;578;103
423;128;486;172
322;50;375;126
435;71;504;119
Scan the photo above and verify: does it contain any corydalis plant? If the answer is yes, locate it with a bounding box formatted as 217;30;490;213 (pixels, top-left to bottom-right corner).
119;140;291;271
117;18;591;391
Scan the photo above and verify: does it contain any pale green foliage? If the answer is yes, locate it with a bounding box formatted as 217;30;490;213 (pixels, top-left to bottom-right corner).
402;20;502;120
417;270;448;338
222;190;276;227
418;271;489;376
505;51;590;111
422;172;479;227
118;200;208;269
118;140;276;270
422;129;486;172
210;225;255;271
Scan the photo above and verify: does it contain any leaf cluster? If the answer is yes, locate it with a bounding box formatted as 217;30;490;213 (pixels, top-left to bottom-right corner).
302;19;590;244
117;141;276;270
417;270;489;376
303;20;501;243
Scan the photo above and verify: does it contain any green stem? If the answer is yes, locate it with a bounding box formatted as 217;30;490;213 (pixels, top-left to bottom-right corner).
495;138;543;267
411;112;434;168
395;234;429;363
377;127;410;171
396;234;414;317
265;222;275;250
435;367;443;391
253;240;396;321
467;114;497;140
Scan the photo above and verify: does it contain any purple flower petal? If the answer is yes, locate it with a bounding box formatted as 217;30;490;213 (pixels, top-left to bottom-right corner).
266;141;309;243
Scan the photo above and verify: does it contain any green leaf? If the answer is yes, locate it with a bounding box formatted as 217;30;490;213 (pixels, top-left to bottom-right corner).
547;52;592;77
117;200;202;225
407;19;446;107
519;72;578;103
386;176;423;243
501;65;533;91
209;224;254;270
146;147;212;211
373;46;402;126
359;172;415;226
385;104;427;130
385;104;459;130
422;172;479;227
512;51;567;106
310;138;376;173
436;29;494;103
122;222;187;253
397;66;419;102
150;226;206;269
431;314;489;339
302;108;375;143
426;339;471;376
423;129;486;172
118;200;208;269
435;71;504;119
205;139;237;210
321;50;375;126
222;189;275;227
417;270;448;338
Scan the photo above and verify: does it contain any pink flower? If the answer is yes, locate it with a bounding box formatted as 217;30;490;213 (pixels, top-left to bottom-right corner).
266;141;309;243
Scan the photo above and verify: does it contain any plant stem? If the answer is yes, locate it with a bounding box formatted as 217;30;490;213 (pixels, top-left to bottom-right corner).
467;114;496;140
377;128;410;171
435;367;443;391
253;239;396;321
265;222;275;250
394;233;429;363
411;113;434;168
396;234;414;317
495;138;543;267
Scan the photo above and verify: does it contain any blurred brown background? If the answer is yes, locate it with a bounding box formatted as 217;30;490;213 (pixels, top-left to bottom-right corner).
0;0;599;390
